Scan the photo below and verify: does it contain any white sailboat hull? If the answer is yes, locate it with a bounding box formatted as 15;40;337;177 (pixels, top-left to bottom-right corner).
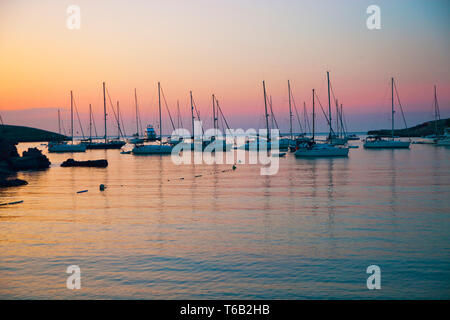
328;137;348;145
436;139;450;146
363;140;410;149
132;144;173;154
48;143;86;153
294;144;349;157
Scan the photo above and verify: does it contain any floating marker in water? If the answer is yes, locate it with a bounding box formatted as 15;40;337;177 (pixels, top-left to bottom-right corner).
99;184;105;191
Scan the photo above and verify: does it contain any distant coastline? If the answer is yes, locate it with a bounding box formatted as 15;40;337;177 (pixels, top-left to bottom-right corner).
0;124;68;142
367;118;449;137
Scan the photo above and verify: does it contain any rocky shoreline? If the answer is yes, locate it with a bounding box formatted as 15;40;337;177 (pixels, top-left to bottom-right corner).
0;138;51;188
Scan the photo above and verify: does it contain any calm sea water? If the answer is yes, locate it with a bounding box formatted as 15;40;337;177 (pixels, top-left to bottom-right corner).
0;140;449;299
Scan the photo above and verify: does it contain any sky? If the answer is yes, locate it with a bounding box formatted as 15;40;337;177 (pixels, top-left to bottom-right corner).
0;0;449;135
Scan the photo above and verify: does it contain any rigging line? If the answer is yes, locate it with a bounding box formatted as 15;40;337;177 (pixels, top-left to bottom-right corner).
338;104;348;136
435;89;441;120
91;108;98;138
304;103;311;134
72;96;85;138
290;90;303;134
393;81;408;129
119;108;126;137
314;91;335;135
59;110;67;136
191;96;204;135
135;98;144;137
159;86;176;131
177;100;184;128
293;102;302;134
342;108;350;135
215;98;231;131
105;87;124;138
268;96;279;131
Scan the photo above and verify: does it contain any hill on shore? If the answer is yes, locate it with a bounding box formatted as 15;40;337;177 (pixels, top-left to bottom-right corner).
0;124;69;142
367;118;449;137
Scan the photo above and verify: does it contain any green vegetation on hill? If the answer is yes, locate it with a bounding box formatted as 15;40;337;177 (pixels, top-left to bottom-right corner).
368;118;450;137
0;124;69;142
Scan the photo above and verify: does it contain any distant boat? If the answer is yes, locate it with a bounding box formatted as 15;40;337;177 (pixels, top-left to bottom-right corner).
81;82;126;150
436;128;450;146
364;77;410;149
347;134;360;141
145;125;158;142
49;91;86;153
132;82;174;155
295;72;349;158
127;89;146;145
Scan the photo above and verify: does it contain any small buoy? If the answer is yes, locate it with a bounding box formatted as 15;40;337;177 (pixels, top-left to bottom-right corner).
99;184;105;191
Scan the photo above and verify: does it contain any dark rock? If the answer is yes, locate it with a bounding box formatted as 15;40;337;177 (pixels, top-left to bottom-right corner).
0;138;19;161
9;148;51;171
61;158;108;168
0;178;28;188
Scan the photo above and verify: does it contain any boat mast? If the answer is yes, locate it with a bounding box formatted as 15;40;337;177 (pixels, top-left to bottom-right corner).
327;71;332;143
212;94;216;136
103;82;107;143
434;85;440;136
70;90;74;144
177;100;181;129
312;89;315;142
135;88;139;137
263;81;270;142
288;80;293;140
190;91;194;140
58;109;61;135
391;77;394;140
117;101;121;139
158;82;162;145
89;104;92;142
335;99;339;137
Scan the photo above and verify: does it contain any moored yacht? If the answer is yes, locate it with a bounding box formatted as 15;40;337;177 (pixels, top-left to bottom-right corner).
132;82;174;155
363;77;410;149
295;72;349;158
48;91;86;153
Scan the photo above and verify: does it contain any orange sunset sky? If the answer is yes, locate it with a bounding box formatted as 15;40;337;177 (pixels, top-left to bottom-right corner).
0;0;449;134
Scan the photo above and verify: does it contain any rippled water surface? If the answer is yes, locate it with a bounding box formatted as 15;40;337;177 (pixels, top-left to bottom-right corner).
0;141;449;299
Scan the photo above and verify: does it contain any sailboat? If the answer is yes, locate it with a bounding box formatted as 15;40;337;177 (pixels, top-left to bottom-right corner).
132;82;173;154
295;72;349;157
436;128;450;146
241;81;273;151
364;78;410;149
288;81;312;152
48;91;87;153
129;88;145;144
83;82;126;150
204;94;233;151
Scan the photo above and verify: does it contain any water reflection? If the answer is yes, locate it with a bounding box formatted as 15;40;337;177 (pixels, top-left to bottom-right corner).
0;142;449;299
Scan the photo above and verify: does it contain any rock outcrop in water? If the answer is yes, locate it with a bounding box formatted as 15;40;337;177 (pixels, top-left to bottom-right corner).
61;158;108;168
0;138;51;188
